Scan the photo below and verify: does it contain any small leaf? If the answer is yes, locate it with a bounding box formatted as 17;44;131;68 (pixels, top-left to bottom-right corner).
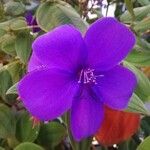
37;121;66;148
15;32;32;63
14;142;44;150
0;67;16;104
6;61;23;83
0;104;16;138
0;17;27;31
1;34;16;56
134;17;150;32
6;83;18;95
120;5;150;23
126;49;150;67
16;112;40;142
36;1;88;33
4;2;25;16
126;93;149;115
124;61;150;101
137;0;150;6
0;68;12;99
136;37;150;52
10;18;27;31
137;136;150;150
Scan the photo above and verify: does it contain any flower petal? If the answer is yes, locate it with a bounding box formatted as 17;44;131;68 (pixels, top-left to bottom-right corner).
95;65;137;109
33;25;87;71
18;68;79;121
95;106;140;146
71;88;104;141
84;17;135;71
28;52;45;72
25;12;33;25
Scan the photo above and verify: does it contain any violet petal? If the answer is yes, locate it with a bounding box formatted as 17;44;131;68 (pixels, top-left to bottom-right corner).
18;68;79;121
84;17;135;71
32;25;87;72
71;88;104;141
95;65;137;109
25;12;33;26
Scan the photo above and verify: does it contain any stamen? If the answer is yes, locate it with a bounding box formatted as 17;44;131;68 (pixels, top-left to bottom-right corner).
78;69;83;83
84;71;87;83
78;68;103;84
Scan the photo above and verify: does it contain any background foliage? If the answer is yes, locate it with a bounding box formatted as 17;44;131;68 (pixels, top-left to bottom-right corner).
0;0;150;149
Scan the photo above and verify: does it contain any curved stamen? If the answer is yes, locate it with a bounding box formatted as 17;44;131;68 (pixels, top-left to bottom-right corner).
78;68;104;84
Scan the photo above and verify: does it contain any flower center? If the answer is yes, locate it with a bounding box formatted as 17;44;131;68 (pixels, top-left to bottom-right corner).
78;68;103;84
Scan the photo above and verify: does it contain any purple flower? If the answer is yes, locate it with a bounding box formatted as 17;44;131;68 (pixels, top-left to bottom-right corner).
25;12;41;33
18;17;137;141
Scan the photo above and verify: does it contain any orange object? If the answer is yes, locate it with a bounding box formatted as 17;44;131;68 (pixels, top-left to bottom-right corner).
95;106;140;146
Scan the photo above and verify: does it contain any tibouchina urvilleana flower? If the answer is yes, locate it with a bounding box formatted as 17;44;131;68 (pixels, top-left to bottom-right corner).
95;106;140;146
25;12;41;33
18;17;137;141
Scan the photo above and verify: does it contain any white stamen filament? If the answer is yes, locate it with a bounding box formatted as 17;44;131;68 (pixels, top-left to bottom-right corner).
78;68;104;84
78;69;83;83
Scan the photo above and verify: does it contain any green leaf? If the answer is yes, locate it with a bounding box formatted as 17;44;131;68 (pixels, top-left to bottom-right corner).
120;5;150;23
136;37;150;52
1;34;16;56
124;0;135;21
4;2;25;16
124;62;150;101
15;32;32;63
6;83;18;95
36;1;88;33
16;112;40;142
141;116;150;137
0;147;4;150
137;136;150;150
0;68;12;99
134;17;150;32
0;104;16;138
137;0;150;6
0;67;17;104
126;93;149;115
0;17;27;31
10;18;27;31
126;49;150;67
37;121;66;148
14;142;44;150
6;61;23;83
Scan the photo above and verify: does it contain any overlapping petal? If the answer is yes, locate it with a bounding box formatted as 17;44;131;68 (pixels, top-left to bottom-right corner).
32;25;87;72
95;106;140;146
84;17;135;71
28;52;45;72
95;65;137;109
18;68;79;121
71;88;104;141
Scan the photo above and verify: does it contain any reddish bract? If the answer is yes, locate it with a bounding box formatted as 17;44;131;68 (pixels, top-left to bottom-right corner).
95;106;140;146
